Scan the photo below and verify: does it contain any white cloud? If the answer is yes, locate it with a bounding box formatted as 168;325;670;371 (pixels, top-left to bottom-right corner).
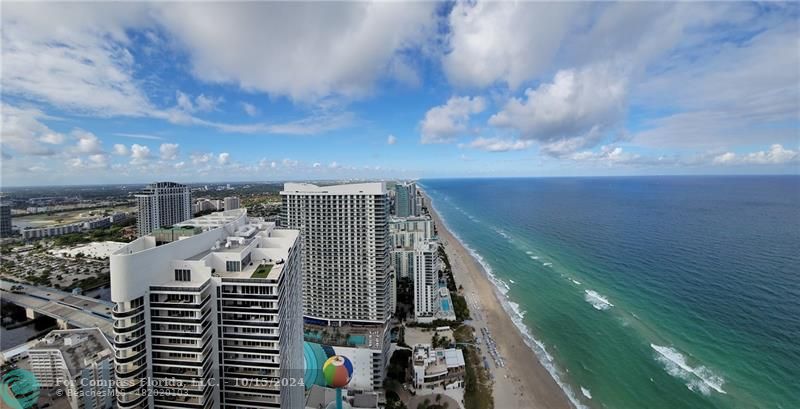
113;144;129;156
329;161;340;169
40;133;64;145
443;1;579;88
1;3;154;116
88;153;109;168
242;102;258;116
387;134;397;145
420;96;486;144
72;130;104;154
130;144;151;164
191;152;213;165
489;64;627;156
312;162;321;168
712;145;799;166
155;2;437;101
217;152;230;165
174;161;185;169
465;137;532;152
0;104;63;155
113;132;164;140
175;90;221;113
159;143;180;160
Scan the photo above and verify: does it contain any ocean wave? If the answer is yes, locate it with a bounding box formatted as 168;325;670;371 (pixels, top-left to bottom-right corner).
584;290;614;310
581;387;592;399
543;262;553;267
530;255;540;260
651;344;726;395
525;251;533;255
425;194;590;409
571;279;582;285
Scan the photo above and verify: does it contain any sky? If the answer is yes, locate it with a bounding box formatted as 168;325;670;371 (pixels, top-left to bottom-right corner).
1;1;798;186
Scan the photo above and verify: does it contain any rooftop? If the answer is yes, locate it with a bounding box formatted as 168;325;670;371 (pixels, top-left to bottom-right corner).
282;182;386;195
31;328;113;377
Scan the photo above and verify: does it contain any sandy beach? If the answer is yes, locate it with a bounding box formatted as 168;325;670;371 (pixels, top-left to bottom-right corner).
425;192;573;409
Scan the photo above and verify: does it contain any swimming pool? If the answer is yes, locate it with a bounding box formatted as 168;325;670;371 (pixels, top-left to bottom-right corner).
441;299;451;311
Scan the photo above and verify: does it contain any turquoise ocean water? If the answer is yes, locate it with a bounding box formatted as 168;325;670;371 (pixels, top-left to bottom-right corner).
421;176;799;409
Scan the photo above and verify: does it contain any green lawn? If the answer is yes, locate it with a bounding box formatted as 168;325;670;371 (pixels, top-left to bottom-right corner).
251;264;273;278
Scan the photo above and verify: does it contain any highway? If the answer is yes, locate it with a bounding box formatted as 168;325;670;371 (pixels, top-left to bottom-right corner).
0;280;114;336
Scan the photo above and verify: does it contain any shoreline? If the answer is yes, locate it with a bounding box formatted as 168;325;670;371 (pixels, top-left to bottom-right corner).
423;191;575;409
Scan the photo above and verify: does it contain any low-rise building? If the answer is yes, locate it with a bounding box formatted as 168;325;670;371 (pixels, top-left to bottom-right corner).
411;344;465;390
28;328;115;409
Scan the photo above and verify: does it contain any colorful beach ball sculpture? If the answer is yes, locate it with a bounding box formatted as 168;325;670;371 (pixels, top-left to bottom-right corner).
322;355;353;388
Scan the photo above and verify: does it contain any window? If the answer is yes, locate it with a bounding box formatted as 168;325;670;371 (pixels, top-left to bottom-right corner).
226;261;241;272
175;269;191;282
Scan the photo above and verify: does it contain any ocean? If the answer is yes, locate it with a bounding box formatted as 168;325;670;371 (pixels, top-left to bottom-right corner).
420;176;799;409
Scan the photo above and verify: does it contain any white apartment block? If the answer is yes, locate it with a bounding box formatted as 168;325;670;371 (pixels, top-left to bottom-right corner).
413;240;440;319
223;197;240;211
136;182;192;237
390;215;433;250
29;328;115;409
280;182;391;325
280;182;392;390
110;209;303;409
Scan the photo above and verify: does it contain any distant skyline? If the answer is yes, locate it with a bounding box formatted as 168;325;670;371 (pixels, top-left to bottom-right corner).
1;2;799;186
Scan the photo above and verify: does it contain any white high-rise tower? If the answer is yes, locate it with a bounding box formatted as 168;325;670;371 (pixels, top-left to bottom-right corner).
110;209;303;409
280;182;391;389
135;182;191;236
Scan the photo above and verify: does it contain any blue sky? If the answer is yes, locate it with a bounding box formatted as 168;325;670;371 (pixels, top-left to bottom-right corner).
1;1;798;186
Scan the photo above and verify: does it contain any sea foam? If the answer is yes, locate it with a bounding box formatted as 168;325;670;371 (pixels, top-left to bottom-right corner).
584;290;614;310
581;387;592;399
651;344;726;395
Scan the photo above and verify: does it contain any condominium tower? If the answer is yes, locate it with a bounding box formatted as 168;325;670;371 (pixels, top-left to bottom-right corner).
393;182;417;218
29;328;115;409
0;203;12;238
413;240;440;319
280;182;391;389
110;209;303;409
135;182;192;236
280;182;390;324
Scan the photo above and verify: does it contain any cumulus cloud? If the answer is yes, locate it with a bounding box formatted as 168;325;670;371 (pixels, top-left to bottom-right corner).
443;1;579;88
489;65;627;156
712;145;799;166
72;130;104;154
312;162;321;168
130;144;151;164
420;96;486;144
154;2;437;101
0;104;64;155
175;91;221;113
217;152;230;165
242;102;258;117
113;144;129;156
159;143;180;160
174;161;185;169
387;134;397;145
191;152;213;165
465;137;532;152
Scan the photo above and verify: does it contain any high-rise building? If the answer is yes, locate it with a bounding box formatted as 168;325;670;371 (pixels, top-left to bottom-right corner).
413;240;440;319
110;209;303;409
0;203;12;238
281;182;390;324
223;196;240;211
135;182;191;237
280;182;391;389
29;328;115;409
393;182;417;217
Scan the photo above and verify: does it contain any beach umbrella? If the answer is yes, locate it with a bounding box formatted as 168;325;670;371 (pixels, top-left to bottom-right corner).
323;355;353;409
